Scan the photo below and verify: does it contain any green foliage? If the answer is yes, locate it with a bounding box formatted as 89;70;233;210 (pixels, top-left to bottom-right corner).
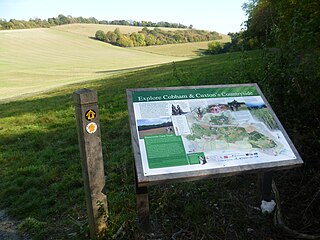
116;35;134;47
95;30;106;41
105;31;117;43
207;32;249;54
207;41;224;54
145;34;156;46
243;0;320;51
130;32;146;46
242;0;320;143
114;27;122;37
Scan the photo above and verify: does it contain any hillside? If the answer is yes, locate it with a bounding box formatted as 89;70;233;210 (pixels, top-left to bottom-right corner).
54;24;230;57
0;27;188;102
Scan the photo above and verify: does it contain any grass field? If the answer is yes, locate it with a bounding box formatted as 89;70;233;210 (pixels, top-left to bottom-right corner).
1;50;310;239
0;27;187;101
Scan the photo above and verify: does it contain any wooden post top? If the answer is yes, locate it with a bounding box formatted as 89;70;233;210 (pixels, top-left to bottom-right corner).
73;88;98;105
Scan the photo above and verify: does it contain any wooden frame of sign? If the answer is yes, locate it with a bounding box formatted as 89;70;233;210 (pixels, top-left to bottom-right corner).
127;83;303;230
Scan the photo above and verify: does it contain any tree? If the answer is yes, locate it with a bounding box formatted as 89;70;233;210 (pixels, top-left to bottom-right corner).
116;35;134;47
136;33;146;46
48;18;55;25
58;14;69;25
95;30;106;41
105;31;117;43
145;34;156;45
114;28;122;38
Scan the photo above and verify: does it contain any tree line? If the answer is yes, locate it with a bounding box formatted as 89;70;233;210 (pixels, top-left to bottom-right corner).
95;27;222;47
0;14;190;31
99;20;190;29
207;0;320;57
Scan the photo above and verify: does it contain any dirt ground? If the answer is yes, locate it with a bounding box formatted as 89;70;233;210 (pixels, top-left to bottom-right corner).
0;210;27;240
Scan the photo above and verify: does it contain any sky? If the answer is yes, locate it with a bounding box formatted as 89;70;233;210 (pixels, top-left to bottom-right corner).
0;0;247;34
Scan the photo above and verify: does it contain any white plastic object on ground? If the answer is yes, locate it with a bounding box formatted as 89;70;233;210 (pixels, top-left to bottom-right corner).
260;200;276;214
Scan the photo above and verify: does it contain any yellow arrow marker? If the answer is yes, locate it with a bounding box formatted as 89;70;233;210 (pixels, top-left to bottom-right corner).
85;109;96;121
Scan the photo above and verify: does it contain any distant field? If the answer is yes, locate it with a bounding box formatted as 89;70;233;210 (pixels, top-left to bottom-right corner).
53;23;188;38
0;27;187;101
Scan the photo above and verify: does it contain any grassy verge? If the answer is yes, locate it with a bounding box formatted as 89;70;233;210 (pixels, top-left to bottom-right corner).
0;51;317;239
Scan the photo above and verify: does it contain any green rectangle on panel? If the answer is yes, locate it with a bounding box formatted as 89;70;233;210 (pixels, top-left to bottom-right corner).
144;135;188;169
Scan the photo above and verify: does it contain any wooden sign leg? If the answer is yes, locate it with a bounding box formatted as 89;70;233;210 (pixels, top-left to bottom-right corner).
136;186;151;231
134;170;150;231
258;171;273;202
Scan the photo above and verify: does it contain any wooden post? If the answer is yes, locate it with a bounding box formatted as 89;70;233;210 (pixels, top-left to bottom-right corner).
74;89;108;239
258;172;273;202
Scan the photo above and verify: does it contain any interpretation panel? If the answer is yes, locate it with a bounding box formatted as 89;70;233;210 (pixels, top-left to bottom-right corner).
127;84;303;186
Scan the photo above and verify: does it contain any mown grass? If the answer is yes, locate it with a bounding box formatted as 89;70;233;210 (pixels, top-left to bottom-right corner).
0;27;187;101
0;51;315;239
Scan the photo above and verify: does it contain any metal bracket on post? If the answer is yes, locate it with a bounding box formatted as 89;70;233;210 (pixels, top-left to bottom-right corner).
74;88;108;239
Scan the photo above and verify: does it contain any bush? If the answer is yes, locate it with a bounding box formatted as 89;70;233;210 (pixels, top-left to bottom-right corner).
207;41;224;54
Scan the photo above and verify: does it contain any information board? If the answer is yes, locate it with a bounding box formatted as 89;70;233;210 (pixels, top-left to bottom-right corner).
127;84;303;186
